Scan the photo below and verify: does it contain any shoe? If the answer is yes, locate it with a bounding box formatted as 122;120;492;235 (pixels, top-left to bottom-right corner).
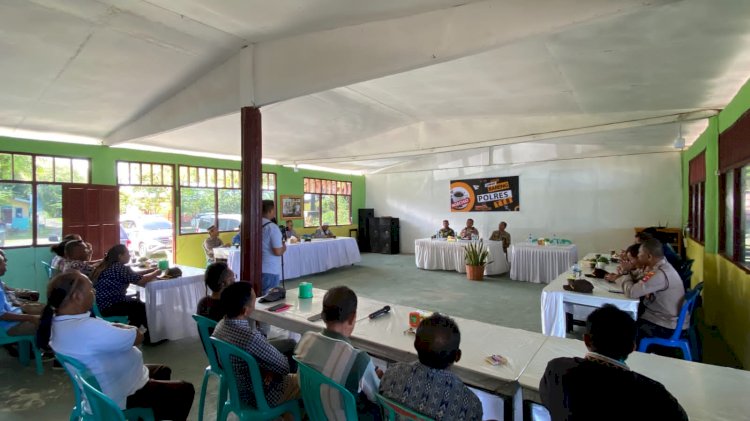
42;352;56;363
52;360;65;370
4;344;19;358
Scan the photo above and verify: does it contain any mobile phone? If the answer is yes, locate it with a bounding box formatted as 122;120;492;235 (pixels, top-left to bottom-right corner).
307;313;323;322
268;303;289;312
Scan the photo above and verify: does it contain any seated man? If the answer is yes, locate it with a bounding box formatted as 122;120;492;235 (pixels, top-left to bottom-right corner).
212;282;299;411
615;239;686;345
196;262;235;322
295;286;382;419
605;243;644;283
380;314;482;421
41;271;195;420
50;234;83;272
232;224;242;246
459;218;479;240
313;224;336;238
488;221;511;253
0;250;41;337
540;304;687;420
635;228;681;271
285;220;299;240
203;225;226;264
436;220;455;238
62;240;95;277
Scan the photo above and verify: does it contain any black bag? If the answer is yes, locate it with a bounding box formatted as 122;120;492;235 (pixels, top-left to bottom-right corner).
259;287;286;303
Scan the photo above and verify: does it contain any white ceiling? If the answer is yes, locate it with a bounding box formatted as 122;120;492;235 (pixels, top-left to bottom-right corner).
2;0;750;172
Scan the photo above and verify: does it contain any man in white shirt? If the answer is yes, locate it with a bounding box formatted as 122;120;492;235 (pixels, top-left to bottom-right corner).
313;224;336;238
262;200;286;294
40;271;194;420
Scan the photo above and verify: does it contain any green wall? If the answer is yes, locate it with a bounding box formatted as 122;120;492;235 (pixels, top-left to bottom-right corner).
681;78;750;368
0;136;365;293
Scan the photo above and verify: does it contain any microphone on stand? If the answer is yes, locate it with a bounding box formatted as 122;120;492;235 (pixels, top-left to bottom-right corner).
368;305;391;320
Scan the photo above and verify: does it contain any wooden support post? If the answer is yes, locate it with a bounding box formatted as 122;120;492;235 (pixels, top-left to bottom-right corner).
240;107;262;295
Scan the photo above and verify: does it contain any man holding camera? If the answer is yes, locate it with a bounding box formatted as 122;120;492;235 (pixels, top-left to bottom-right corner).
261;200;286;295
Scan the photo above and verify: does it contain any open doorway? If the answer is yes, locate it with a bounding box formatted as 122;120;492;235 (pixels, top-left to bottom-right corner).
117;162;175;262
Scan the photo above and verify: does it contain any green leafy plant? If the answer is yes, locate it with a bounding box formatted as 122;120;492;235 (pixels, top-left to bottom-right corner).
597;256;610;264
464;240;492;266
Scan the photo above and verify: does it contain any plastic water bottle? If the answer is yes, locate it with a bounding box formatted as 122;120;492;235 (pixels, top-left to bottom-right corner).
528;233;533;244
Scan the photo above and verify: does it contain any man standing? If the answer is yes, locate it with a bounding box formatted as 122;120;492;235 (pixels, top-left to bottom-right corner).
540;305;687;420
313;224;336;238
262;200;286;294
203;225;225;264
294;286;382;419
459;219;479;240
615;239;686;344
489;221;511;253
436;220;455;238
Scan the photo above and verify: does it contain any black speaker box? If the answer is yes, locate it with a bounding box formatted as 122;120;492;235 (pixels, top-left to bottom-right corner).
358;208;374;252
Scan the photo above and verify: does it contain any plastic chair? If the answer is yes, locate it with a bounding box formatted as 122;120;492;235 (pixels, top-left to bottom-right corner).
192;314;226;421
293;356;357;420
558;239;572;245
377;393;435;421
78;374;154;421
638;282;704;361
210;337;301;421
0;327;43;375
91;299;129;324
41;261;57;278
55;352;153;421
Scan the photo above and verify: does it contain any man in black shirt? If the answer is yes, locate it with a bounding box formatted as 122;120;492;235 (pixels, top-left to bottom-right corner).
540;304;688;421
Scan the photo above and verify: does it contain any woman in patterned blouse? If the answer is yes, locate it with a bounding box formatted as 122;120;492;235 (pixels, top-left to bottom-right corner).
90;245;159;332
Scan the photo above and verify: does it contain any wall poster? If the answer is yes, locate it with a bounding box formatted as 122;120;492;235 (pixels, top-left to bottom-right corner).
450;176;520;212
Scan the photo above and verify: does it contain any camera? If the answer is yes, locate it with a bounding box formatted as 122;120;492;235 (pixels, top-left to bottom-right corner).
278;224;287;241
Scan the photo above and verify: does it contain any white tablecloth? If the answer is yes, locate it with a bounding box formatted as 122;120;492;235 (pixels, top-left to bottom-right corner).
414;239;509;275
219;237;361;280
253;287;545;398
509;243;578;284
540;254;639;337
136;265;205;342
518;336;750;421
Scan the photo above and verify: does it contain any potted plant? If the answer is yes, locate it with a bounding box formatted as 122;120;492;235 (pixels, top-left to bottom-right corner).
464;240;491;281
595;256;610;269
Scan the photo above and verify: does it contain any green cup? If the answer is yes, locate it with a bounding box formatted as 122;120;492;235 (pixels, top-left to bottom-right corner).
299;282;313;299
158;260;169;271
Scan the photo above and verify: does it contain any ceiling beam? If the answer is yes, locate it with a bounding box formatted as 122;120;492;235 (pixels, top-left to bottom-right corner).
104;0;673;145
284;109;718;165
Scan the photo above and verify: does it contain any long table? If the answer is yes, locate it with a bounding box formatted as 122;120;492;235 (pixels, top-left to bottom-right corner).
215;237;361;280
510;243;578;284
541;254;638;337
135;265;206;342
254;287;545;421
518;336;750;421
414;238;509;275
254;286;750;421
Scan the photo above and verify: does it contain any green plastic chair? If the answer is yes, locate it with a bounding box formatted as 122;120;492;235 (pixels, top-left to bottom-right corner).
55;352;153;421
0;327;43;375
377;393;435;421
91;299;129;324
293;356;357;421
41;261;57;278
78;374;154;421
192;314;226;421
210;337;301;421
558;239;573;245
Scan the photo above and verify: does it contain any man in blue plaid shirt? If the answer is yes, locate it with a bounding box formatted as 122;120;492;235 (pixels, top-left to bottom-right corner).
212;282;299;410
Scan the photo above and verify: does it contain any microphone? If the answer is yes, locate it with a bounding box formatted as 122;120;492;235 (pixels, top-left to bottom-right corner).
368;306;391;320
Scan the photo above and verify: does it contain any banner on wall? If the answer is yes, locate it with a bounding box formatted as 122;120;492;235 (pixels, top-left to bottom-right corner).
450;176;520;212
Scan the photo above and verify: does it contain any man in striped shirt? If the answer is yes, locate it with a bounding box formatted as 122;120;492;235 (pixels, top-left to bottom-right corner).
294;286;382;420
